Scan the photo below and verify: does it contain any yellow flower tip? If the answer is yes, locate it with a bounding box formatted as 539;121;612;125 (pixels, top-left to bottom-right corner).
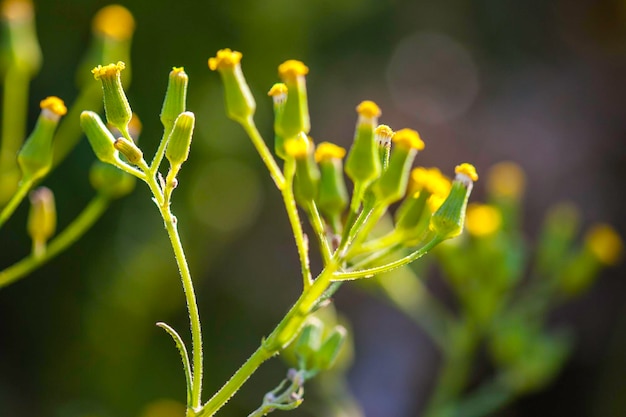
409;167;451;196
585;224;624;266
375;124;394;138
427;194;446;213
92;61;126;80
284;136;310;158
92;5;135;41
465;203;502;237
39;96;67;117
455;163;478;182
171;66;185;74
268;83;288;97
1;0;33;21
315;142;346;162
392;128;425;150
487;161;526;199
356;100;381;119
278;60;309;80
208;49;242;71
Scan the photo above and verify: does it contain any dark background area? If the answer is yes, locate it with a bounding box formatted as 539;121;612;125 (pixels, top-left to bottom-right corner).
1;0;625;416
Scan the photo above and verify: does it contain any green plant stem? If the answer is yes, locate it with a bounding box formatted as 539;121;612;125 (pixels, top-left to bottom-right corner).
305;201;332;265
452;378;514;417
144;172;203;410
1;66;29;172
149;128;173;174
0;178;33;229
0;193;110;288
282;158;313;289
333;236;443;280
241;118;285;190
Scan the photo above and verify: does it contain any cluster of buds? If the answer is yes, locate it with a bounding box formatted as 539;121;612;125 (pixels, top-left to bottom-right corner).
209;48;478;271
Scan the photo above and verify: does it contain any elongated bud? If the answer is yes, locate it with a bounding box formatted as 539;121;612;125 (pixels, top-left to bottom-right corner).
165;112;195;168
429;163;478;240
27;186;56;257
314;325;347;371
160;67;188;134
345;100;382;185
285;133;320;205
375;124;394;169
315;142;348;231
0;0;42;76
276;60;310;139
80;110;118;165
465;203;502;237
92;61;132;137
209;49;255;124
90;161;135;198
268;83;288;159
294;318;323;370
371;128;424;206
92;4;135;42
114;137;143;165
17;97;67;181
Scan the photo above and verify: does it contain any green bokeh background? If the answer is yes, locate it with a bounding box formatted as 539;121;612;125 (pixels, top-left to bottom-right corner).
2;0;626;416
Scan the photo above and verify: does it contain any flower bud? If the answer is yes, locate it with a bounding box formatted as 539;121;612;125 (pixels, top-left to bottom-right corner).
371;128;424;206
294;318;323;370
285;133;320;205
80;110;118;165
535;203;580;277
375;124;394;170
165;112;195;169
268;83;288;159
17;96;67;181
160;67;188;134
585;224;623;266
429;163;478;240
92;61;132;136
89;161;135;198
314;325;347;371
209;49;255;125
27;186;56;257
465;203;502;237
487;161;526;200
315;142;348;231
276;60;310;139
0;0;42;76
114;137;143;165
345;100;382;185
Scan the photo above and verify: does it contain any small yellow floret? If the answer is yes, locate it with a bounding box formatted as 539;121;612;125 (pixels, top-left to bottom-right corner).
267;83;288;97
171;67;185;74
585;224;623;266
278;60;309;80
427;194;446;213
356;100;381;119
92;5;135;41
315;142;346;162
208;49;243;71
1;0;33;21
375;124;394;139
39;96;67;116
455;163;478;182
284;137;309;158
92;61;125;80
392;128;425;150
465;203;502;237
410;167;451;197
487;161;526;199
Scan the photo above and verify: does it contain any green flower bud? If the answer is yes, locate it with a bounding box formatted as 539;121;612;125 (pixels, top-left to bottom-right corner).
89;161;135;198
165;112;195;168
80;110;118;165
429;163;478;240
114;138;143;166
27;186;56;257
0;0;42;76
160;67;188;134
17;97;67;181
314;325;347;371
276;60;310;139
208;49;255;125
314;142;348;232
294;318;323;370
371;128;424;206
394;190;429;234
345;100;382;185
268;83;288;159
91;61;132;136
285;133;320;205
375;124;394;170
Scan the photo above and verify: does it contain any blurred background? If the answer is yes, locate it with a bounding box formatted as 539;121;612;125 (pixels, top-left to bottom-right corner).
1;0;626;416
